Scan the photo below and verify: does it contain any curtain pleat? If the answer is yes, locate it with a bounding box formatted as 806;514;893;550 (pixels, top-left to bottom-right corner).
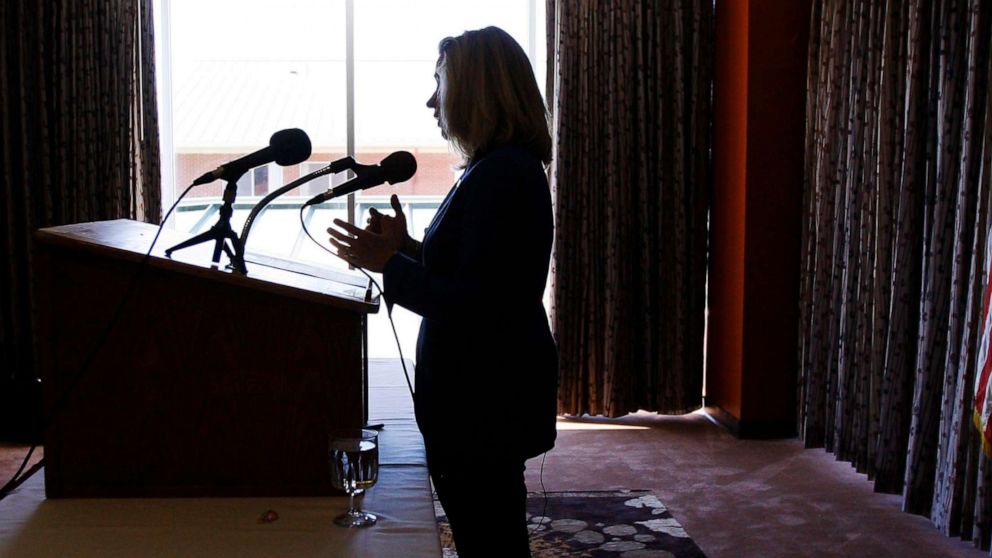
549;0;712;417
904;0;986;518
968;8;992;548
0;0;160;437
801;0;992;548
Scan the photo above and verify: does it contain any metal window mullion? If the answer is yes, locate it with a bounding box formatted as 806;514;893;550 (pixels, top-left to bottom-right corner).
155;0;176;228
346;0;356;225
528;0;536;67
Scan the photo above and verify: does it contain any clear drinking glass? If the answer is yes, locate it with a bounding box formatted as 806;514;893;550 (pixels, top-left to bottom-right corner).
329;428;379;527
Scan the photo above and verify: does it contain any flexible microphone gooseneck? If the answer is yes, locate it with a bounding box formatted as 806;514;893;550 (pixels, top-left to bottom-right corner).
240;156;356;250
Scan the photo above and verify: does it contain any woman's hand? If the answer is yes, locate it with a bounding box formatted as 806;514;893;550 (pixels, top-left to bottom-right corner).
327;194;408;272
368;194;408;242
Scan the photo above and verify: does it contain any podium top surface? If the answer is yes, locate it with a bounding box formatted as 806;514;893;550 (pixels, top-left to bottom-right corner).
35;219;379;313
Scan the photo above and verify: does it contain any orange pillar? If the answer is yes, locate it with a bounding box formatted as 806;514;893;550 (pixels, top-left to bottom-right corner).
706;0;811;438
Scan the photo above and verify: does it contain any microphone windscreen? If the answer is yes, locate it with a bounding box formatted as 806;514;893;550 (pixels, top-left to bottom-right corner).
270;128;312;166
381;151;418;184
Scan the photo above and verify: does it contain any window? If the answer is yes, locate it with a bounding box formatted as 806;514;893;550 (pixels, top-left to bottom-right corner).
300;162;353;196
236;165;273;197
154;0;545;358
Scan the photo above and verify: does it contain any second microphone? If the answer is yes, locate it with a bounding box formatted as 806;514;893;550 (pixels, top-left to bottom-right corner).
303;151;418;207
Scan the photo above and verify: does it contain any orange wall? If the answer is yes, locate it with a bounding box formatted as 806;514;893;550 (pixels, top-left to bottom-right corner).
708;0;749;420
707;0;811;435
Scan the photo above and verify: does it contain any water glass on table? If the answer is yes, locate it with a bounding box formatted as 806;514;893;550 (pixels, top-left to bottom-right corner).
329;428;379;527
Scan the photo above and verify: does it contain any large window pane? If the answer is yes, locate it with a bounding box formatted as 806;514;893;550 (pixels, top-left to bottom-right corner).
169;0;349;269
161;0;545;359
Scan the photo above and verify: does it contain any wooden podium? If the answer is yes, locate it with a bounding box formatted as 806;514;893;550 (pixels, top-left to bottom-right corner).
33;219;379;498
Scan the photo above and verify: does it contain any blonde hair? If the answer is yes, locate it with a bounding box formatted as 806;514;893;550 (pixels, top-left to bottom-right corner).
438;27;552;165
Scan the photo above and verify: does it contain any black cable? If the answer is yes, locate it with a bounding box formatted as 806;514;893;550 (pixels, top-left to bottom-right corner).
0;459;44;498
297;208;415;400
0;445;36;499
530;451;550;537
0;183;197;501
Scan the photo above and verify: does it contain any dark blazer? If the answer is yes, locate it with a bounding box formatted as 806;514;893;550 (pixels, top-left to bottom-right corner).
383;144;558;462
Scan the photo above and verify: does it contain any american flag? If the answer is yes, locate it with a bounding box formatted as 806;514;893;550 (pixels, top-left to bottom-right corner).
974;227;992;454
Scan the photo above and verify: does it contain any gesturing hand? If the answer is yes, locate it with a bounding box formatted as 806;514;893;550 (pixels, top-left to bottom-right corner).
368;194;408;241
327;194;408;272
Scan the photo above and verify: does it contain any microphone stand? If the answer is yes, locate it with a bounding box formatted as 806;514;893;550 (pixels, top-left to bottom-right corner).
165;179;248;274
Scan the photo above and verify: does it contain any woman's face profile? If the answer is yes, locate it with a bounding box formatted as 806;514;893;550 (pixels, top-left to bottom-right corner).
426;56;447;139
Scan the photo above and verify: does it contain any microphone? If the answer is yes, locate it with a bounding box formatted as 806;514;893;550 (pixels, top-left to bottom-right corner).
192;128;312;185
303;151;417;207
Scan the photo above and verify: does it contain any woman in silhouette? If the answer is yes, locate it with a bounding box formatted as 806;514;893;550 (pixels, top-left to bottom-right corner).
328;26;557;557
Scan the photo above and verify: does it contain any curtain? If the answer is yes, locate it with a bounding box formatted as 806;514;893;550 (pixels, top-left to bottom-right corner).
547;0;713;417
0;0;161;438
800;0;992;547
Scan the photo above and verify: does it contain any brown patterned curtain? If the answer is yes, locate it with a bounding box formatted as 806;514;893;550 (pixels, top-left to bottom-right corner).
800;0;992;547
548;1;713;417
0;0;160;438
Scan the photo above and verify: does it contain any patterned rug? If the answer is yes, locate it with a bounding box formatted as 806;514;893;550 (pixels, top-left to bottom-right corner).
435;490;707;557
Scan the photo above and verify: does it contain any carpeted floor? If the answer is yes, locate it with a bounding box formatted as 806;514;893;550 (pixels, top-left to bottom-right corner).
0;443;42;493
525;412;986;558
436;490;706;557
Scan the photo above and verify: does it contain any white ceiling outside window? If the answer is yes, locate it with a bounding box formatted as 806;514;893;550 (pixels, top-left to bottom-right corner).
168;0;543;153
